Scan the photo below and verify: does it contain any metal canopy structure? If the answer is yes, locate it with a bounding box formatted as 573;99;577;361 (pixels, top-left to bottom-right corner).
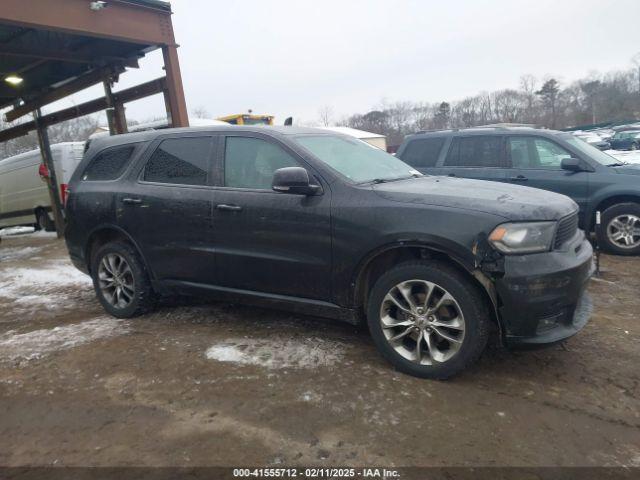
0;0;189;236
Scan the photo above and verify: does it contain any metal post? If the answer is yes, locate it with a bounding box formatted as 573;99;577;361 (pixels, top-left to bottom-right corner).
103;79;117;135
594;211;601;276
34;108;64;238
162;45;189;127
104;78;128;135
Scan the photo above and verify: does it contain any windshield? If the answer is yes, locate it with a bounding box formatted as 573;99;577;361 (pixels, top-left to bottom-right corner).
293;135;421;183
563;135;619;166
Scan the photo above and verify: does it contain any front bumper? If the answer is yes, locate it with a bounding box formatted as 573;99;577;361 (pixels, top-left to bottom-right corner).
495;231;594;347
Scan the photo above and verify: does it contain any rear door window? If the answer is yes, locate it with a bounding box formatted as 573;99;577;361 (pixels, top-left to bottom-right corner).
82;145;135;181
400;137;446;168
444;136;508;168
143;137;212;185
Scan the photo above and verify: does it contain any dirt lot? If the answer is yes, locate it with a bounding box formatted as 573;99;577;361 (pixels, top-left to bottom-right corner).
0;231;639;468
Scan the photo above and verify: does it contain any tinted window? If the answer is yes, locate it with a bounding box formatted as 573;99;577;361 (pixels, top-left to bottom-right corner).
144;137;211;185
444;136;508;167
400;137;445;168
507;137;533;168
532;138;572;169
82;146;134;181
225;137;298;189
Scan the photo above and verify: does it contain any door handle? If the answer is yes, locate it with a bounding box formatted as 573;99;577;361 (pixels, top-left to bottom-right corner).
447;173;456;177
216;204;243;212
121;197;142;204
510;175;528;181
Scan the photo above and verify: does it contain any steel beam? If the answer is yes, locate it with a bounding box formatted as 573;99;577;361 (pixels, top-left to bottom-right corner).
34;108;65;238
4;65;124;122
0;77;167;143
162;45;189;127
0;0;176;46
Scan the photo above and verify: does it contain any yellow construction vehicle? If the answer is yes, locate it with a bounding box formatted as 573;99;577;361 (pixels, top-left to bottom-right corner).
217;113;274;126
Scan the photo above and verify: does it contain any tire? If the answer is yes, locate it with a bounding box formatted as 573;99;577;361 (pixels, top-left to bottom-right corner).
366;260;490;379
90;241;157;318
596;203;640;256
36;209;55;232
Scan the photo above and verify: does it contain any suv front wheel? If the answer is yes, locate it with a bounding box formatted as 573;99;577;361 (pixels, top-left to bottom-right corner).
91;241;157;318
598;203;640;255
367;261;489;379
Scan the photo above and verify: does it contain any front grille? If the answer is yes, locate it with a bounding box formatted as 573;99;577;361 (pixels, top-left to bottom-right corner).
554;213;579;249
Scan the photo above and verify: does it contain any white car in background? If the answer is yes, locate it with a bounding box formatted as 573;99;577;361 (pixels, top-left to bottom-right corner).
0;142;85;231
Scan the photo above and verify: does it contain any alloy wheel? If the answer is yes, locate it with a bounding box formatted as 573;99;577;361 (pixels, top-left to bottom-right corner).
379;279;465;365
98;253;135;309
607;214;640;249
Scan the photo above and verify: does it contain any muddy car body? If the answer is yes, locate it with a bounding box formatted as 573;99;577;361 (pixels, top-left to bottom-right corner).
65;126;593;378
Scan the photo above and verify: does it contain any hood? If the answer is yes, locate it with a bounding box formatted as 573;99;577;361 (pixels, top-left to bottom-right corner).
372;176;578;221
611;164;640;176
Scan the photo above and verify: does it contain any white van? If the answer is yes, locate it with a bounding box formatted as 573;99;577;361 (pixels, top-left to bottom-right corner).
0;142;85;231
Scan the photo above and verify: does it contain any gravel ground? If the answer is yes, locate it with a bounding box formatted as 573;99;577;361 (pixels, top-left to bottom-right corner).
0;231;639;468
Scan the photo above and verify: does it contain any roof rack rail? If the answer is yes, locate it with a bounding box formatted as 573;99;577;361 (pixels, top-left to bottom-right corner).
413;124;545;135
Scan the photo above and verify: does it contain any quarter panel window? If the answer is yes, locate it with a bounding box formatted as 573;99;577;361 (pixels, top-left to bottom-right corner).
224;137;298;189
400;138;445;168
143;137;211;185
444;136;508;168
82;146;135;181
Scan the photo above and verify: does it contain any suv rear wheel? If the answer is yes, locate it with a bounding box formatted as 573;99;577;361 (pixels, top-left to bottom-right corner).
598;203;640;255
91;241;157;318
366;260;489;379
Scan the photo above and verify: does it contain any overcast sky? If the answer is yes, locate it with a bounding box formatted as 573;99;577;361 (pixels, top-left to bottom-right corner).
48;0;640;126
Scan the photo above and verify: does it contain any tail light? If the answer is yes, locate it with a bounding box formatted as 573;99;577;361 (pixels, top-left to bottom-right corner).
60;183;69;206
38;163;50;178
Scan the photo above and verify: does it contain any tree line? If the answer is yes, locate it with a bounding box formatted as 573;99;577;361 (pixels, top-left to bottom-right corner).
338;58;640;146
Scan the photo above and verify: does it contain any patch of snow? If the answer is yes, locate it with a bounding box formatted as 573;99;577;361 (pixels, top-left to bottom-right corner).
0;260;91;300
0;259;93;318
0;226;35;237
0;246;42;262
299;390;323;402
205;337;345;369
0;318;127;362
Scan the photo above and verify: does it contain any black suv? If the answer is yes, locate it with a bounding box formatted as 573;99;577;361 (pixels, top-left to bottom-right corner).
65;126;593;379
397;127;640;255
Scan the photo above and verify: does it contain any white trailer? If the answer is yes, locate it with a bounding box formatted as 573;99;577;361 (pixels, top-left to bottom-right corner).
0;142;85;231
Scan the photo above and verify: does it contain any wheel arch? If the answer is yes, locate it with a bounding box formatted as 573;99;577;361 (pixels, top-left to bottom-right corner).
587;193;640;231
351;241;501;334
84;224;154;279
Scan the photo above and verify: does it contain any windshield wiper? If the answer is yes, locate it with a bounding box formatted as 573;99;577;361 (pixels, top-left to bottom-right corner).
365;174;422;185
607;162;627;167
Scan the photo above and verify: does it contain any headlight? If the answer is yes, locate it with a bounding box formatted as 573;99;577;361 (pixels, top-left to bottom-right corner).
489;221;556;254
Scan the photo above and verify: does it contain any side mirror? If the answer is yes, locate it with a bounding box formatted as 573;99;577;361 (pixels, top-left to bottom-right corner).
561;157;585;172
272;167;321;195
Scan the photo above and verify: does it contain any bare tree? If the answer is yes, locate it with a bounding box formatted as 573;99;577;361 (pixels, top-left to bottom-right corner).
317;105;334;126
192;106;210;119
341;61;639;139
